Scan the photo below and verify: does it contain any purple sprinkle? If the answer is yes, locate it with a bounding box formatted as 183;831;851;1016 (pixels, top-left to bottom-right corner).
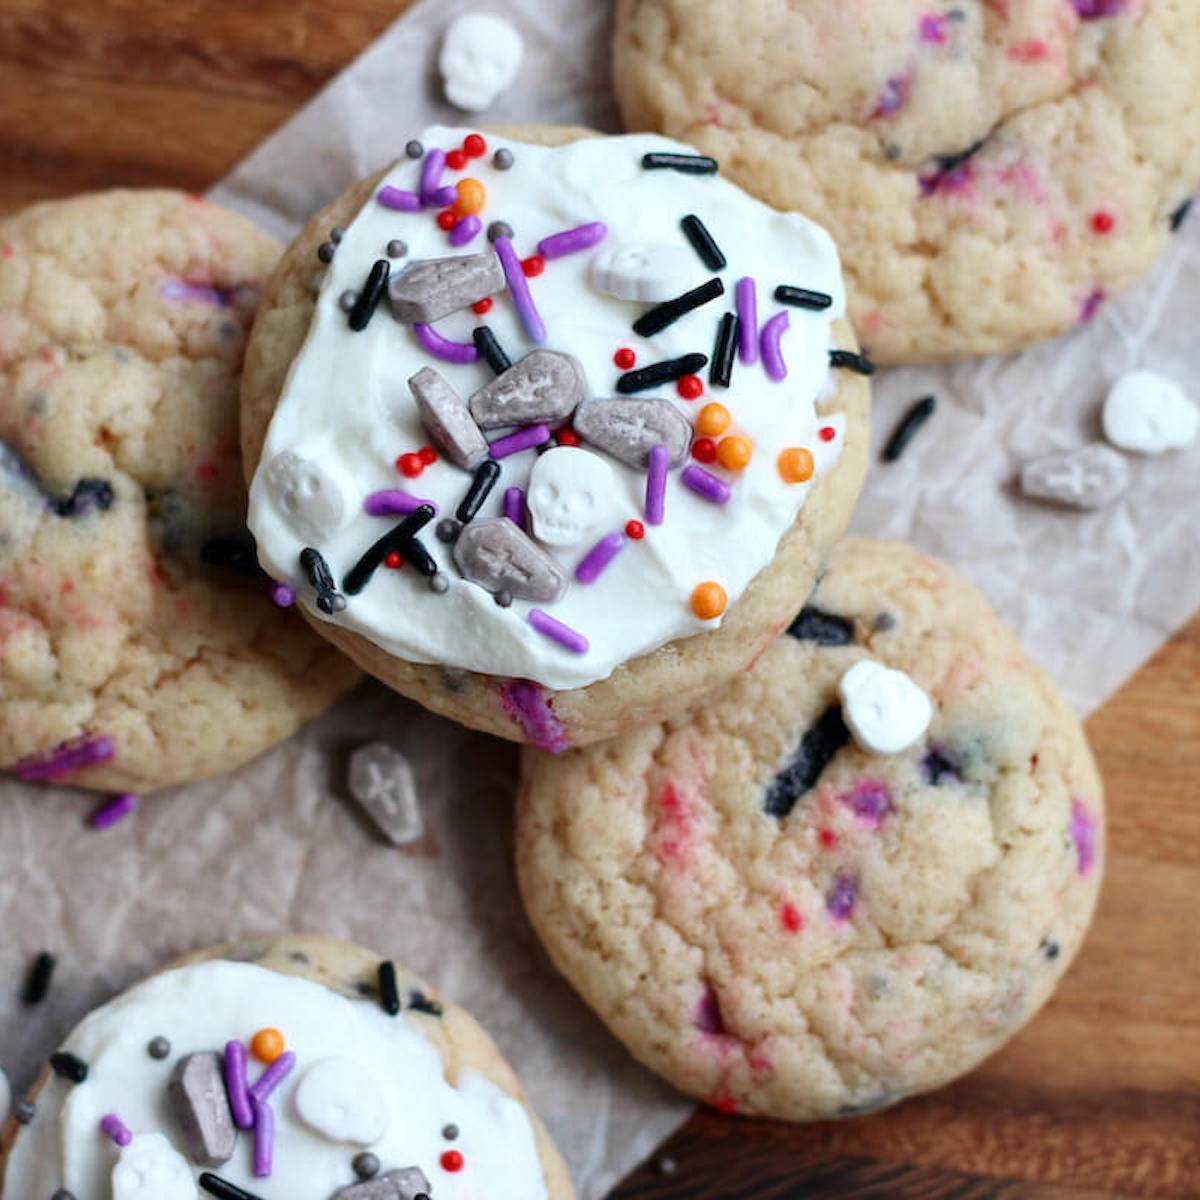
1070;799;1098;876
920;161;975;198
449;215;482;247
645;443;669;525
503;486;527;528
537;221;608;260
694;984;727;1036
158;280;235;307
248;1050;295;1105
413;322;479;365
376;186;421;213
363;489;438;517
494;235;546;344
872;73;911;119
269;582;295;608
89;792;137;830
1080;287;1107;322
575;531;626;584
528;609;589;654
1073;0;1125;17
489;424;550;460
14;734;115;781
826;873;858;921
419;148;448;206
225;1041;254;1130
252;1098;274;1178
844;780;893;829
919;12;948;43
680;465;731;505
735;278;758;364
760;311;790;382
500;680;569;754
100;1113;132;1147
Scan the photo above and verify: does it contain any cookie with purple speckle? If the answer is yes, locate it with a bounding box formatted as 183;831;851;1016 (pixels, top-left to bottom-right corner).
517;537;1104;1119
614;0;1200;362
0;190;358;794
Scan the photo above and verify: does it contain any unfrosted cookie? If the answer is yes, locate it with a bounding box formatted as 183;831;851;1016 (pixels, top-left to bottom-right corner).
240;124;870;752
0;932;572;1199
517;538;1104;1120
0;190;359;794
614;0;1200;363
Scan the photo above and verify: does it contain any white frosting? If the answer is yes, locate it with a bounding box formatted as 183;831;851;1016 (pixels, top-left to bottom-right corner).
1102;369;1197;454
247;128;847;689
838;660;932;755
0;1067;12;1128
111;1133;196;1200
439;15;524;112
3;961;548;1200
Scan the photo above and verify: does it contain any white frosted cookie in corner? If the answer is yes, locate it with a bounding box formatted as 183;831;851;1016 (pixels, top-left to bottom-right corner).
240;125;871;752
0;934;573;1200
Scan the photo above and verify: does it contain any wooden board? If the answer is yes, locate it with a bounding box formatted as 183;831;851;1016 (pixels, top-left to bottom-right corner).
3;3;1197;1195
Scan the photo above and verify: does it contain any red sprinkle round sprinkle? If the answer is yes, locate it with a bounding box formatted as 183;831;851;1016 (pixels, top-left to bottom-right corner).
397;453;424;478
463;133;487;158
418;446;437;466
472;297;494;315
384;551;403;569
691;437;717;463
521;255;545;278
780;903;804;933
446;149;467;171
555;427;581;447
625;520;645;540
1090;210;1115;234
440;1150;465;1173
436;210;459;231
819;425;836;442
818;827;840;849
613;347;636;369
677;374;704;401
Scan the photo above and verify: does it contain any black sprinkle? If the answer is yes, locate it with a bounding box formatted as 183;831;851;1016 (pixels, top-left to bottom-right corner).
642;151;718;175
633;278;724;338
883;395;937;462
14;1099;35;1124
148;1036;171;1059
921;748;960;786
680;214;726;271
199;1173;266;1200
300;547;346;614
200;534;261;578
456;460;502;524
342;505;436;595
763;706;851;818
317;242;336;264
473;325;511;375
709;312;738;388
1170;198;1193;232
55;479;114;518
442;1123;460;1141
402;534;437;577
774;285;833;311
348;259;390;332
933;136;989;175
22;951;56;1005
49;1051;88;1083
377;961;401;1017
787;607;854;646
408;990;444;1017
829;349;875;376
617;353;709;394
352;1152;380;1180
1040;938;1061;961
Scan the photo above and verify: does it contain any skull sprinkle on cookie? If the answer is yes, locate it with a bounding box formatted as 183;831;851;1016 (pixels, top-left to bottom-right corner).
247;129;866;741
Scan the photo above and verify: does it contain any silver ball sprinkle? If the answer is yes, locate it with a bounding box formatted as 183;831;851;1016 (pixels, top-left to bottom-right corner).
51;1191;77;1200
487;220;514;243
492;148;515;171
352;1152;380;1180
329;226;344;243
14;1100;35;1124
435;518;461;543
386;238;408;259
406;139;424;159
147;1037;171;1060
429;572;450;594
338;290;358;313
494;589;513;608
442;1123;460;1141
656;1156;678;1177
317;241;336;264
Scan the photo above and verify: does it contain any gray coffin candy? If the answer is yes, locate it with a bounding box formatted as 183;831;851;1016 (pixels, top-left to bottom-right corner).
332;1167;433;1200
347;741;423;846
573;397;691;468
168;1052;236;1167
388;252;504;325
468;350;588;430
407;367;489;470
1019;443;1131;510
453;518;567;603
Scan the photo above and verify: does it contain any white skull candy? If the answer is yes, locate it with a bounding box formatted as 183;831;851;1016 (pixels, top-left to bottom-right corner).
527;447;614;548
111;1133;197;1200
590;242;698;303
439;14;524;112
294;1057;390;1146
266;450;346;540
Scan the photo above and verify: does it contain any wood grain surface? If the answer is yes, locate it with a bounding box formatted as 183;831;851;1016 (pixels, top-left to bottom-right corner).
2;2;1197;1197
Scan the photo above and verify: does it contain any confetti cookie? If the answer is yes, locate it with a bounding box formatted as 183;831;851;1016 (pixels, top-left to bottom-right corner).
0;190;359;794
240;125;871;751
613;0;1200;363
0;933;574;1200
517;538;1104;1120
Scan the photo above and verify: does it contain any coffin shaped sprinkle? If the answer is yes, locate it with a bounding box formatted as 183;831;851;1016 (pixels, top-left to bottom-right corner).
347;742;423;846
1019;444;1130;510
453;517;567;602
468;349;588;430
169;1052;237;1167
573;397;691;467
408;367;489;469
388;252;504;325
332;1167;433;1200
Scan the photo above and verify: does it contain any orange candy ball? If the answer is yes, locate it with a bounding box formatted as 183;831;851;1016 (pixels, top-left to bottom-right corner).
250;1028;286;1063
777;446;815;484
690;581;727;620
453;178;487;217
696;403;731;437
716;435;752;471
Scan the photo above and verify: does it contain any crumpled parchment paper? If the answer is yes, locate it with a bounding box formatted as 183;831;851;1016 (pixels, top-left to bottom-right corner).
2;1;1197;1196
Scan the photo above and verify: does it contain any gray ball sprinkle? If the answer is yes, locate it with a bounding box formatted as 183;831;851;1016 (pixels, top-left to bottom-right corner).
429;572;450;595
492;148;515;171
435;518;461;544
329;226;344;243
494;589;513;608
386;238;408;259
487;220;514;243
147;1036;171;1060
352;1152;380;1180
338;290;358;313
317;241;336;264
405;139;424;159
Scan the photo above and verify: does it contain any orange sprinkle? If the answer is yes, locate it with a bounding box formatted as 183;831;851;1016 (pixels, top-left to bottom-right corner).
716;435;752;472
453;178;487;217
777;446;814;484
696;403;731;437
690;581;727;620
250;1028;286;1063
